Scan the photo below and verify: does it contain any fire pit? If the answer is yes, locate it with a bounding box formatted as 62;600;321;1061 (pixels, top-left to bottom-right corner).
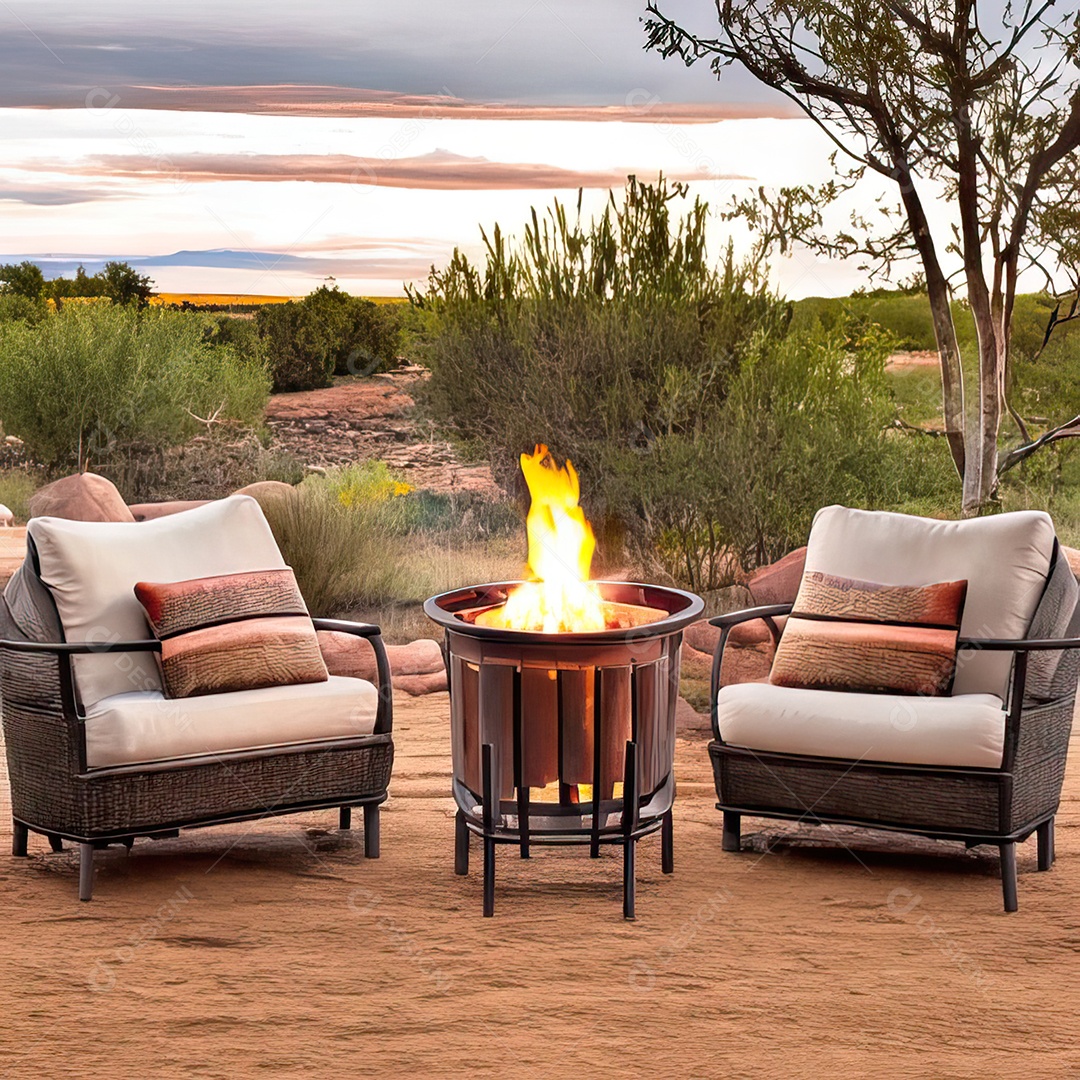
425;446;702;918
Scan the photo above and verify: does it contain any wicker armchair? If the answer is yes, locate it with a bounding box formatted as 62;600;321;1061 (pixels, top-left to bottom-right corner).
709;506;1080;912
1;497;393;901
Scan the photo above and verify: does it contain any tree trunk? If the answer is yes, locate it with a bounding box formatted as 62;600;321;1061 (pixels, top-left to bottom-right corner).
961;308;1003;516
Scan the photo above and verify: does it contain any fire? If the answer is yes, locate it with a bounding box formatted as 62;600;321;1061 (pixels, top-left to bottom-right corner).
489;446;606;633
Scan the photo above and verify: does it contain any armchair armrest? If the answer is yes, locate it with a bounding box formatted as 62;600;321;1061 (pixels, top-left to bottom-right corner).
0;639;161;654
708;604;793;740
957;636;1080;652
708;604;794;629
311;618;393;736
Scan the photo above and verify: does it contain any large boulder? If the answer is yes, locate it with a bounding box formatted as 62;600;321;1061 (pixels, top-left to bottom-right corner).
1061;546;1080;583
28;472;134;523
233;481;299;508
317;631;446;694
128;500;210;522
746;546;807;606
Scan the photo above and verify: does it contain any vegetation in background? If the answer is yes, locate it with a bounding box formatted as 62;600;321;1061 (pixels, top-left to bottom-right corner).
0;259;154;308
255;285;401;392
645;1;1080;514
0;305;270;471
411;176;789;493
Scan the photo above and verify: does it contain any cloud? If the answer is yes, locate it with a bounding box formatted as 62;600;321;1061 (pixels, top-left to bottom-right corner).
0;185;113;206
57;148;747;191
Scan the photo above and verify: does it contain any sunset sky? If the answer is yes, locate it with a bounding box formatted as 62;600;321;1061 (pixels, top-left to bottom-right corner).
0;1;886;298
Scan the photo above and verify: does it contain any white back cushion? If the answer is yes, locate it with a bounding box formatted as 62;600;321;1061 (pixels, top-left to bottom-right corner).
804;506;1055;698
29;496;286;706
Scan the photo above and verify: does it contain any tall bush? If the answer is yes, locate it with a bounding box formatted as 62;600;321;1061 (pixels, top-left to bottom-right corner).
0;305;270;469
256;286;400;392
410;177;790;500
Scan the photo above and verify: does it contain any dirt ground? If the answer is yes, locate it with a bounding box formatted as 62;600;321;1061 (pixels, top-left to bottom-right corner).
1;692;1078;1079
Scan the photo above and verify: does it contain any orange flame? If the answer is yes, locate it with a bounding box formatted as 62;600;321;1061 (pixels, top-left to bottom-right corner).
491;446;605;633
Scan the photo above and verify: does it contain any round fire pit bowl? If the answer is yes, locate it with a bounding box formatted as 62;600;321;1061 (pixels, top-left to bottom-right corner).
425;580;704;918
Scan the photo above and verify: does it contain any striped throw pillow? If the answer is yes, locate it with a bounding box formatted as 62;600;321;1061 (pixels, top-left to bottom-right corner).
769;572;968;696
134;568;328;698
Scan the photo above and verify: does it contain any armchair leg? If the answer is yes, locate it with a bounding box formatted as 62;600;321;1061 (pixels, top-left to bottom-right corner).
339;806;352;831
363;803;380;858
79;843;95;902
661;808;674;874
12;821;28;857
48;834;64;853
999;842;1018;913
455;810;469;875
1037;819;1055;871
722;812;742;853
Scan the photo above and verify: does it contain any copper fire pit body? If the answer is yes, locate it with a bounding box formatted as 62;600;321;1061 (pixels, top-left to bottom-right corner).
425;580;704;918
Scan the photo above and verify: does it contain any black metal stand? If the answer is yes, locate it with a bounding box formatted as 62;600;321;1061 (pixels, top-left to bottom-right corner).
470;736;669;919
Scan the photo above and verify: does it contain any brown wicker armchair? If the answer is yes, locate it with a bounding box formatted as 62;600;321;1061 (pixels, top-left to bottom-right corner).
709;506;1080;912
1;497;394;901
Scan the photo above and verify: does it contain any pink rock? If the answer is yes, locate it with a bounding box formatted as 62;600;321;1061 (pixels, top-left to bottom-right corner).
675;695;710;735
233;481;299;507
680;641;713;681
396;670;449;696
128;500;210;522
746;546;807;606
28;472;134;523
385;639;444;676
1062;546;1080;583
318;630;376;679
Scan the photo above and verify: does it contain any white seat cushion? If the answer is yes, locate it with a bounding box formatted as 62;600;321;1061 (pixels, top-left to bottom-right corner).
28;496;287;707
805;506;1055;698
84;675;379;769
716;682;1006;769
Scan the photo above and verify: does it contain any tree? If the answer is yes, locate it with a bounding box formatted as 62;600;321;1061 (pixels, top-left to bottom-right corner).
99;261;154;308
0;261;45;300
644;1;1080;514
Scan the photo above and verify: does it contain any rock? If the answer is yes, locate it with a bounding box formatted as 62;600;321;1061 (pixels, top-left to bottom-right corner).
746;546;807;606
0;504;13;527
386;639;444;676
396;670;449;696
28;472;134;523
316;633;446;690
317;630;376;680
1062;546;1080;583
128;500;211;522
675;695;710;735
680;641;714;682
233;481;299;508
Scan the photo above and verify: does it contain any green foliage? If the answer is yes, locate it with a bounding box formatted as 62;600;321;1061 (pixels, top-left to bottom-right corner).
261;472;411;616
0;293;48;325
0;261;46;301
411;177;790;500
0;469;37;522
0;305;270;470
608;323;952;589
255;285;400;392
46;262;154;308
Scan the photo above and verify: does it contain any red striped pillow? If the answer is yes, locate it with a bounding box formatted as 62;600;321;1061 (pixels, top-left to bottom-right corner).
770;573;968;696
134;569;328;698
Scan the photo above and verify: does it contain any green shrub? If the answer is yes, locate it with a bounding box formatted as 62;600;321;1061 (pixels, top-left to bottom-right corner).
411;177;790;501
260;475;411;616
0;305;270;470
0;469;37;522
256;286;400;392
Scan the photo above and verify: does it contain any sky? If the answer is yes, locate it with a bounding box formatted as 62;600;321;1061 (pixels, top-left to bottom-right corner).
0;0;878;298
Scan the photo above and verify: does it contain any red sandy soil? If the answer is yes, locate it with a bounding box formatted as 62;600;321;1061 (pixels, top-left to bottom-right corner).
2;691;1078;1078
265;369;500;497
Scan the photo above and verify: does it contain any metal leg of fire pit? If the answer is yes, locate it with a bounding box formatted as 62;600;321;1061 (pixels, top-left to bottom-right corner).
661;808;674;874
591;669;603;859
622;740;639;920
455;809;469;875
482;743;496;917
512;667;530;859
